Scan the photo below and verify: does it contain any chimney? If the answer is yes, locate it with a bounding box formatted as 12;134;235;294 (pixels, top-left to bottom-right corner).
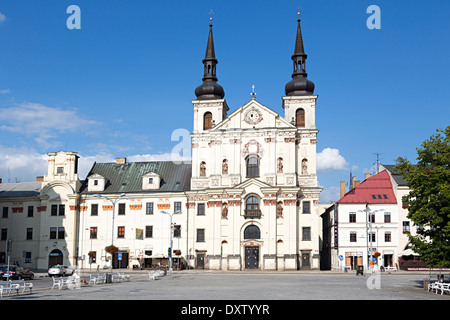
340;181;346;198
116;157;127;165
36;176;44;182
365;172;372;180
352;176;357;189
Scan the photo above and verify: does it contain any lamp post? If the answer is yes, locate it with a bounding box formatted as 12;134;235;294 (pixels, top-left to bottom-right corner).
161;209;180;275
358;205;384;275
94;193;133;276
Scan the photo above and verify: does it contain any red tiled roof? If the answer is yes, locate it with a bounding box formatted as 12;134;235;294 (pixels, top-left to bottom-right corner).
337;170;397;204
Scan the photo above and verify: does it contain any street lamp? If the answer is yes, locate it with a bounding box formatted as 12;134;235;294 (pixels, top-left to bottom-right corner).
94;193;133;276
358;205;384;275
161;209;180;275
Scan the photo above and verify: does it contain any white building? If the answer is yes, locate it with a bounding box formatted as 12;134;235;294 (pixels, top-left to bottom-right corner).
321;168;418;271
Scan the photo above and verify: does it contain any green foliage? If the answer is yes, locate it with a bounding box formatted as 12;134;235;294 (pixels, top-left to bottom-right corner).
393;126;450;268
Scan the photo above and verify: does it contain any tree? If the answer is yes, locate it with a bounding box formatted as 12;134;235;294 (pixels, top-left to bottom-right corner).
393;126;450;268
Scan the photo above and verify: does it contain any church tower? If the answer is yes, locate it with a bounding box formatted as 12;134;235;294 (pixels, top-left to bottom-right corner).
191;18;229;186
282;12;319;188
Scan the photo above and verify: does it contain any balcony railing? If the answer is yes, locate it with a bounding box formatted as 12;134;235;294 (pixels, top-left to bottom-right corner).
244;209;261;219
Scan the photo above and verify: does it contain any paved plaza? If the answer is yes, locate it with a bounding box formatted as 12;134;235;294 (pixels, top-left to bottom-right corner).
2;270;449;301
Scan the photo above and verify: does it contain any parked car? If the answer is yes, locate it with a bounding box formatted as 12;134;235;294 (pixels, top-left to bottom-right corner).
0;265;35;280
48;265;74;277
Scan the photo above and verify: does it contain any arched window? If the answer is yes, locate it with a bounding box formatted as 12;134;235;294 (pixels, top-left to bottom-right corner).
296;108;305;128
246;155;259;178
203;112;213;130
200;161;206;176
244;195;261;219
244;225;261;239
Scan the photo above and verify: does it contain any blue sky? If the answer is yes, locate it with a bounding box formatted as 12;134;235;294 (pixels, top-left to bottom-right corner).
0;0;449;203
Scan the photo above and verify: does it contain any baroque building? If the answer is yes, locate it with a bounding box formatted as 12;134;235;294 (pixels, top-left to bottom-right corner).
186;14;322;270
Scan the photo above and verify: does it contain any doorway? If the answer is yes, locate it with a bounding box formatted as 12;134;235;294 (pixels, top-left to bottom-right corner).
112;251;129;269
48;249;63;268
196;253;205;269
245;246;259;270
301;252;311;270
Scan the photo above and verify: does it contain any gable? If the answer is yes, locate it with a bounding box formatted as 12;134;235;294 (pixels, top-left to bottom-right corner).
213;99;294;131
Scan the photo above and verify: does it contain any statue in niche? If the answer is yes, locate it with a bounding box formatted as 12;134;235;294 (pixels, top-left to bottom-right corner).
276;201;283;219
222;159;228;174
302;158;308;175
222;203;228;219
200;161;206;176
277;157;283;173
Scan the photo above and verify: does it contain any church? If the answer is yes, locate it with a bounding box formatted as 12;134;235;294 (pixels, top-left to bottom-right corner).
0;13;322;271
185;13;322;270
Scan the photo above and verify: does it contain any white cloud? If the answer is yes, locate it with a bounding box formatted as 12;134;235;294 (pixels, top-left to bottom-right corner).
0;145;47;182
0;13;6;23
319;186;341;204
0;89;10;94
0;102;99;147
317;148;349;173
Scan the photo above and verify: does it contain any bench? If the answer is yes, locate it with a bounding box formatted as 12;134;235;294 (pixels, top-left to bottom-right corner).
52;276;62;289
111;273;123;283
434;283;450;295
148;270;164;280
88;273;106;285
384;266;396;272
0;280;33;296
119;273;130;281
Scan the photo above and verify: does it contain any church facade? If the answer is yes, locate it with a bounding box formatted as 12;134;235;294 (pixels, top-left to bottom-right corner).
185;14;322;270
0;13;323;271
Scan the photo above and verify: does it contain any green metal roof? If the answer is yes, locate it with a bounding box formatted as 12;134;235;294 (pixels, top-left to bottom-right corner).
80;161;191;194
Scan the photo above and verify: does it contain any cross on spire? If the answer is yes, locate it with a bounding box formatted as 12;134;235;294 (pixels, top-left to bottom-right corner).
251;85;256;99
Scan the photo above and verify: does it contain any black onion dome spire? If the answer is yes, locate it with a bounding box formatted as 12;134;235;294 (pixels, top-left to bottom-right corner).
285;12;315;96
195;18;225;100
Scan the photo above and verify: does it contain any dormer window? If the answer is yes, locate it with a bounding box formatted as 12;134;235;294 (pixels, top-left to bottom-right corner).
87;174;106;192
142;172;161;191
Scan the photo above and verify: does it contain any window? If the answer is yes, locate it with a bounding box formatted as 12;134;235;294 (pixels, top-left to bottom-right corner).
51;205;58;216
94;180;98;186
349;212;356;223
246;155;259;178
2;207;8;218
402;221;410;233
1;228;6;240
50;227;57;239
245;196;260;218
174;202;182;214
90;227;97;239
383;194;388;199
302;227;311;241
118;226;125;238
370;232;375;242
58;227;65;239
91;204;98;216
203;112;213;130
244;225;261;239
26;228;33;240
118;203;126;215
385;231;391;242
173;225;181;238
296;108;305;127
369;213;375;223
372;195;376;199
149;178;153;184
146;203;154;215
59;205;65;216
302;201;311;214
57;167;64;174
25;252;31;263
27;206;34;217
145;226;153;238
377;194;382;199
384;212;391;223
350;232;357;242
197;203;205;216
196;229;205;242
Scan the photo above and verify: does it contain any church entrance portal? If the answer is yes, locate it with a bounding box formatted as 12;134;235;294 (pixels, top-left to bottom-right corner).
245;246;259;269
